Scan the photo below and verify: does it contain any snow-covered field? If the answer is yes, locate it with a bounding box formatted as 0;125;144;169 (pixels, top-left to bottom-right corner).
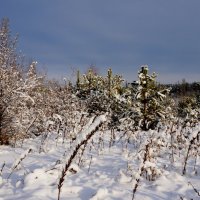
0;126;199;200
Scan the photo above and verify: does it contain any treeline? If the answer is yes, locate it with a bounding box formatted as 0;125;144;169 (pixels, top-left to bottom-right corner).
163;81;200;98
0;18;199;145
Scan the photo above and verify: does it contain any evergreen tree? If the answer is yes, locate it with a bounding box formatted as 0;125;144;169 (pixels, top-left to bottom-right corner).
135;65;171;130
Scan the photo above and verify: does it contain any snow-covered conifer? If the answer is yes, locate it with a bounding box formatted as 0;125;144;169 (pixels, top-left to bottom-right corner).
135;65;171;130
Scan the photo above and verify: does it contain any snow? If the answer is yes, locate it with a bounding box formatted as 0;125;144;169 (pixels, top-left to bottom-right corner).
0;125;199;200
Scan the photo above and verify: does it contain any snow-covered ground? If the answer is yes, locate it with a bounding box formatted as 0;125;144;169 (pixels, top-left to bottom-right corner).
0;129;199;200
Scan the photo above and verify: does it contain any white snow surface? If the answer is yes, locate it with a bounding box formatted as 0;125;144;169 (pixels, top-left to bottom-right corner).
0;124;199;199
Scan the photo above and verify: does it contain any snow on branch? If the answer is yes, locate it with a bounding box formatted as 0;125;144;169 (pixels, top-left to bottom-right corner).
57;114;107;200
8;148;32;179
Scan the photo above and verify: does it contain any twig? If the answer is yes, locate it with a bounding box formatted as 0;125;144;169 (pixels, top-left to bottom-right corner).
188;181;200;197
0;162;5;176
88;155;93;173
183;131;200;175
7;148;32;179
132;141;151;200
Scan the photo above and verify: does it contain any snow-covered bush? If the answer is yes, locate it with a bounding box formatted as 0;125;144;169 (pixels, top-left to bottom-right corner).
177;96;199;124
75;68;128;128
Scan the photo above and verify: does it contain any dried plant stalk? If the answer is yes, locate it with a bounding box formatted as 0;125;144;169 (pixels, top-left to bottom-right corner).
57;114;106;200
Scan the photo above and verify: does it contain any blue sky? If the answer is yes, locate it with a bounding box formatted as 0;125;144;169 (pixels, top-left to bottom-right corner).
1;0;200;83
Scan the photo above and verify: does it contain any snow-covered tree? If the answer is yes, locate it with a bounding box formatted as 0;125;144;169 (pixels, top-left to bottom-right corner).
0;18;47;144
0;18;23;144
135;65;171;130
